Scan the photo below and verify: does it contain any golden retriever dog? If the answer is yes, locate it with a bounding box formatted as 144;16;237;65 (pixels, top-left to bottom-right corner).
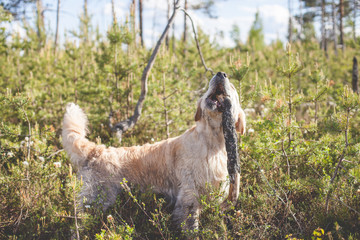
62;72;246;230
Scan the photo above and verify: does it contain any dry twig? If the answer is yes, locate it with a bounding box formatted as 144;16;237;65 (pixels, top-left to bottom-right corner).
109;2;215;142
110;0;181;142
180;8;214;75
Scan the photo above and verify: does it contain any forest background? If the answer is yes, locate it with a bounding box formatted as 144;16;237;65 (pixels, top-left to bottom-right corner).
0;0;360;239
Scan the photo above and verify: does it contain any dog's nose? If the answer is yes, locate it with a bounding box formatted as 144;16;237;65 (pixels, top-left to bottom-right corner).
216;72;227;79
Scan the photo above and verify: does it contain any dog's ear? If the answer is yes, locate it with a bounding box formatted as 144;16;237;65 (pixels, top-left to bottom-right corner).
235;108;246;135
195;101;202;121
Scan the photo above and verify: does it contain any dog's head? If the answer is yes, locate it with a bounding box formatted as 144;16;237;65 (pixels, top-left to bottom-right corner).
195;72;246;135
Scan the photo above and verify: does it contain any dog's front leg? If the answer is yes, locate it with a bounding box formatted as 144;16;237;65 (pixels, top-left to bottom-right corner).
221;171;240;210
172;187;201;231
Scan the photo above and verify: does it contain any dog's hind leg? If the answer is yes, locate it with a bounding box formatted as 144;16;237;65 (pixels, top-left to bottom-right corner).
78;168;120;211
172;187;201;230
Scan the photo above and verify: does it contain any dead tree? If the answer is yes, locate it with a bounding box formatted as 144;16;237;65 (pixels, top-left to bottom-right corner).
109;0;213;142
110;0;181;142
332;0;338;56
340;0;345;52
180;8;214;75
139;0;144;46
353;56;359;94
321;0;326;51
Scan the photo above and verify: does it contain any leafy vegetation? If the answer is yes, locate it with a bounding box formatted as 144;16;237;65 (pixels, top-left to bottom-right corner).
1;4;360;239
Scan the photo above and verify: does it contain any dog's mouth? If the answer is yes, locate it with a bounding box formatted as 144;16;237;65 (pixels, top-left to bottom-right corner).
205;83;227;111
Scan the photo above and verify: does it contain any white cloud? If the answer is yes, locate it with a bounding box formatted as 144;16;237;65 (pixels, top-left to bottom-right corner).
144;0;173;12
2;21;26;38
103;2;125;19
239;6;258;14
258;5;290;43
259;4;289;23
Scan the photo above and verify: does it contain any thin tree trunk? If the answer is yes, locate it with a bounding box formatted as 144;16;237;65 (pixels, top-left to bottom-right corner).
325;29;328;57
83;0;88;44
183;0;188;43
340;0;345;52
288;0;292;43
172;0;176;53
183;0;188;55
113;0;119;108
139;0;143;46
131;0;136;45
165;0;170;49
332;0;338;56
54;0;61;55
110;0;180;142
321;0;326;50
172;23;175;52
354;0;357;40
299;1;303;39
111;0;117;25
353;56;359;94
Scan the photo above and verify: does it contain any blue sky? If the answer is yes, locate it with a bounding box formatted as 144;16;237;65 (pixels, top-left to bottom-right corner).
6;0;302;47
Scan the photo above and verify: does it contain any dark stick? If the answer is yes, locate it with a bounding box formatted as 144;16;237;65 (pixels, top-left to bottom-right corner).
221;97;240;183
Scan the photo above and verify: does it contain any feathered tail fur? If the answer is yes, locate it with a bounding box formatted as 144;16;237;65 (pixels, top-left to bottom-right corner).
62;103;92;167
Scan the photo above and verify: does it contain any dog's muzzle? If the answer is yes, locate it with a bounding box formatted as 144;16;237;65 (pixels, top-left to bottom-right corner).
205;72;229;111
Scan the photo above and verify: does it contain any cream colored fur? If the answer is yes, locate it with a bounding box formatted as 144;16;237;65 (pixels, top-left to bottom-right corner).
62;73;246;230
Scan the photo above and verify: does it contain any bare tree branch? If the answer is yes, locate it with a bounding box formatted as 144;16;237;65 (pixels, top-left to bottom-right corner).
109;1;215;142
110;0;180;142
180;8;214;75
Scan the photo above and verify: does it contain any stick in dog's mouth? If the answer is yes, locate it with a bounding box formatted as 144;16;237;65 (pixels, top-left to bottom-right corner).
221;97;240;184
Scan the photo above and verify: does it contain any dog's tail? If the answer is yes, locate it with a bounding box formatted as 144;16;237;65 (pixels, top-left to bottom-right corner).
62;103;94;167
